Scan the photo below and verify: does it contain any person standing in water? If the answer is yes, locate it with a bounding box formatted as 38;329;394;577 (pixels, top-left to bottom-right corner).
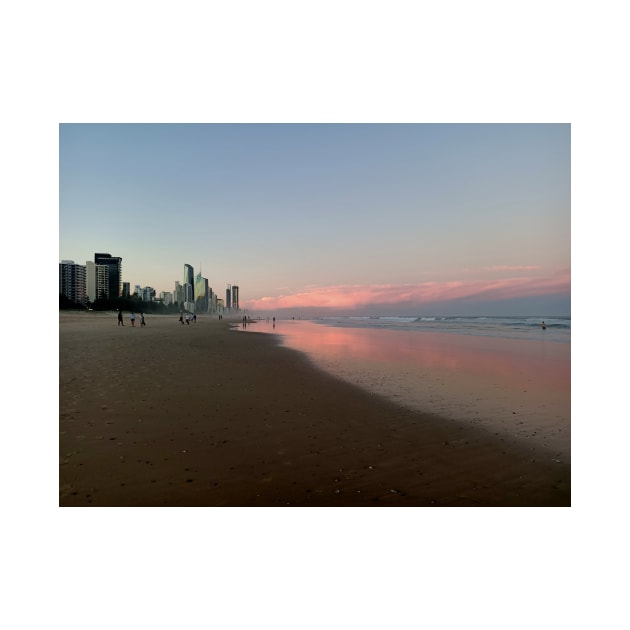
541;321;546;330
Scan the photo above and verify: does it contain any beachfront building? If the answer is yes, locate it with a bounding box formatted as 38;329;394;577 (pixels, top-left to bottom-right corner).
226;284;232;311
160;291;173;306
232;285;239;311
60;260;87;305
86;261;109;302
173;281;184;306
138;286;156;302
94;253;122;299
122;282;130;298
195;273;209;313
183;264;195;312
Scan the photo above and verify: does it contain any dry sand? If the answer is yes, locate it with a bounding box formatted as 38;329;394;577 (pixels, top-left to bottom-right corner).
59;311;570;506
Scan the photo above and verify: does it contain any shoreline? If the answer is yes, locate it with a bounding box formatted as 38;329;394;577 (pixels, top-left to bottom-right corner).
239;319;571;461
59;311;570;506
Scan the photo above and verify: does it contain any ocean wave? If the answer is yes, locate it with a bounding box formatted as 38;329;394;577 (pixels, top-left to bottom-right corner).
377;317;418;323
314;314;571;342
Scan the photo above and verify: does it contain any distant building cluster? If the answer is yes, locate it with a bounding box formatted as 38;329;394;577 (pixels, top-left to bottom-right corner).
59;253;240;314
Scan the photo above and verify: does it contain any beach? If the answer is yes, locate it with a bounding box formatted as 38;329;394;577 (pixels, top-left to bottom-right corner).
241;319;571;461
59;311;570;506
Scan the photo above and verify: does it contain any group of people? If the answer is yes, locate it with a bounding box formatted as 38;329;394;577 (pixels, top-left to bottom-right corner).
116;309;206;327
117;309;145;327
179;313;196;325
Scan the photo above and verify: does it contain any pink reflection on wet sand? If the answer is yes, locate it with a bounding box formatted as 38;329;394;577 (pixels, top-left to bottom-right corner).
241;320;570;459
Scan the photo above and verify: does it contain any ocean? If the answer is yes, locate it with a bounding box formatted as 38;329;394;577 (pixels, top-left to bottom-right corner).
314;315;571;343
238;315;571;460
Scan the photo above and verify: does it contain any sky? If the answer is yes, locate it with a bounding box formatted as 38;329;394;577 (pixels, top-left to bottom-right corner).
59;123;570;316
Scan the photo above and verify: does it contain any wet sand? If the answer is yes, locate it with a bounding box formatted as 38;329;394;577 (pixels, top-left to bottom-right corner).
241;320;571;461
59;311;570;506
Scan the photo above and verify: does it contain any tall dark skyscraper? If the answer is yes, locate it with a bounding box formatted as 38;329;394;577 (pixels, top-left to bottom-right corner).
94;253;122;299
226;284;232;310
232;285;239;311
183;264;194;287
183;264;195;311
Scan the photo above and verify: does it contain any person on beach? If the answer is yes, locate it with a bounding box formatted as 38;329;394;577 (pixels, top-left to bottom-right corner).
140;313;146;327
193;314;196;324
117;309;124;326
541;321;546;330
130;312;136;327
186;313;190;325
179;313;184;324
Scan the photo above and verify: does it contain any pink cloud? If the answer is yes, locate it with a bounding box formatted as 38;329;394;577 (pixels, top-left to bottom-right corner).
483;265;542;272
244;273;570;312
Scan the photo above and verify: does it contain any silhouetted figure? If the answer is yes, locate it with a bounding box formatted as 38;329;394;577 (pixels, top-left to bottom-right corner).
193;314;196;323
117;309;124;326
541;321;547;330
140;313;146;327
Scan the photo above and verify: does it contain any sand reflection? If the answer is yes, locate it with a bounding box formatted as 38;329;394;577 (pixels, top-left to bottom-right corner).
242;320;570;459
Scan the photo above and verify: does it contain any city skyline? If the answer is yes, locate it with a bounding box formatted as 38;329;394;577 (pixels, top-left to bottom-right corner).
61;255;240;313
59;123;570;316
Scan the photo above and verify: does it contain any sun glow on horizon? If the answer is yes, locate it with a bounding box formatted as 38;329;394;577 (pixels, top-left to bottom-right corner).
243;271;570;313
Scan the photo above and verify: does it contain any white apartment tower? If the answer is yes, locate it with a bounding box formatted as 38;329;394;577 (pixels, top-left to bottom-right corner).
86;261;109;302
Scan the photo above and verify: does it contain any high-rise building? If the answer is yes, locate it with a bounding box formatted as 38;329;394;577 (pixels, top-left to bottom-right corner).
122;282;130;298
138;286;155;302
94;253;122;300
226;284;232;310
183;264;194;287
195;273;209;313
183;264;195;312
232;285;240;311
59;260;87;305
86;261;110;301
174;281;185;306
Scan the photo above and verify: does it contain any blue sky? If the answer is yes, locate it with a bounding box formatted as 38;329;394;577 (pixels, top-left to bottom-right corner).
60;123;570;315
